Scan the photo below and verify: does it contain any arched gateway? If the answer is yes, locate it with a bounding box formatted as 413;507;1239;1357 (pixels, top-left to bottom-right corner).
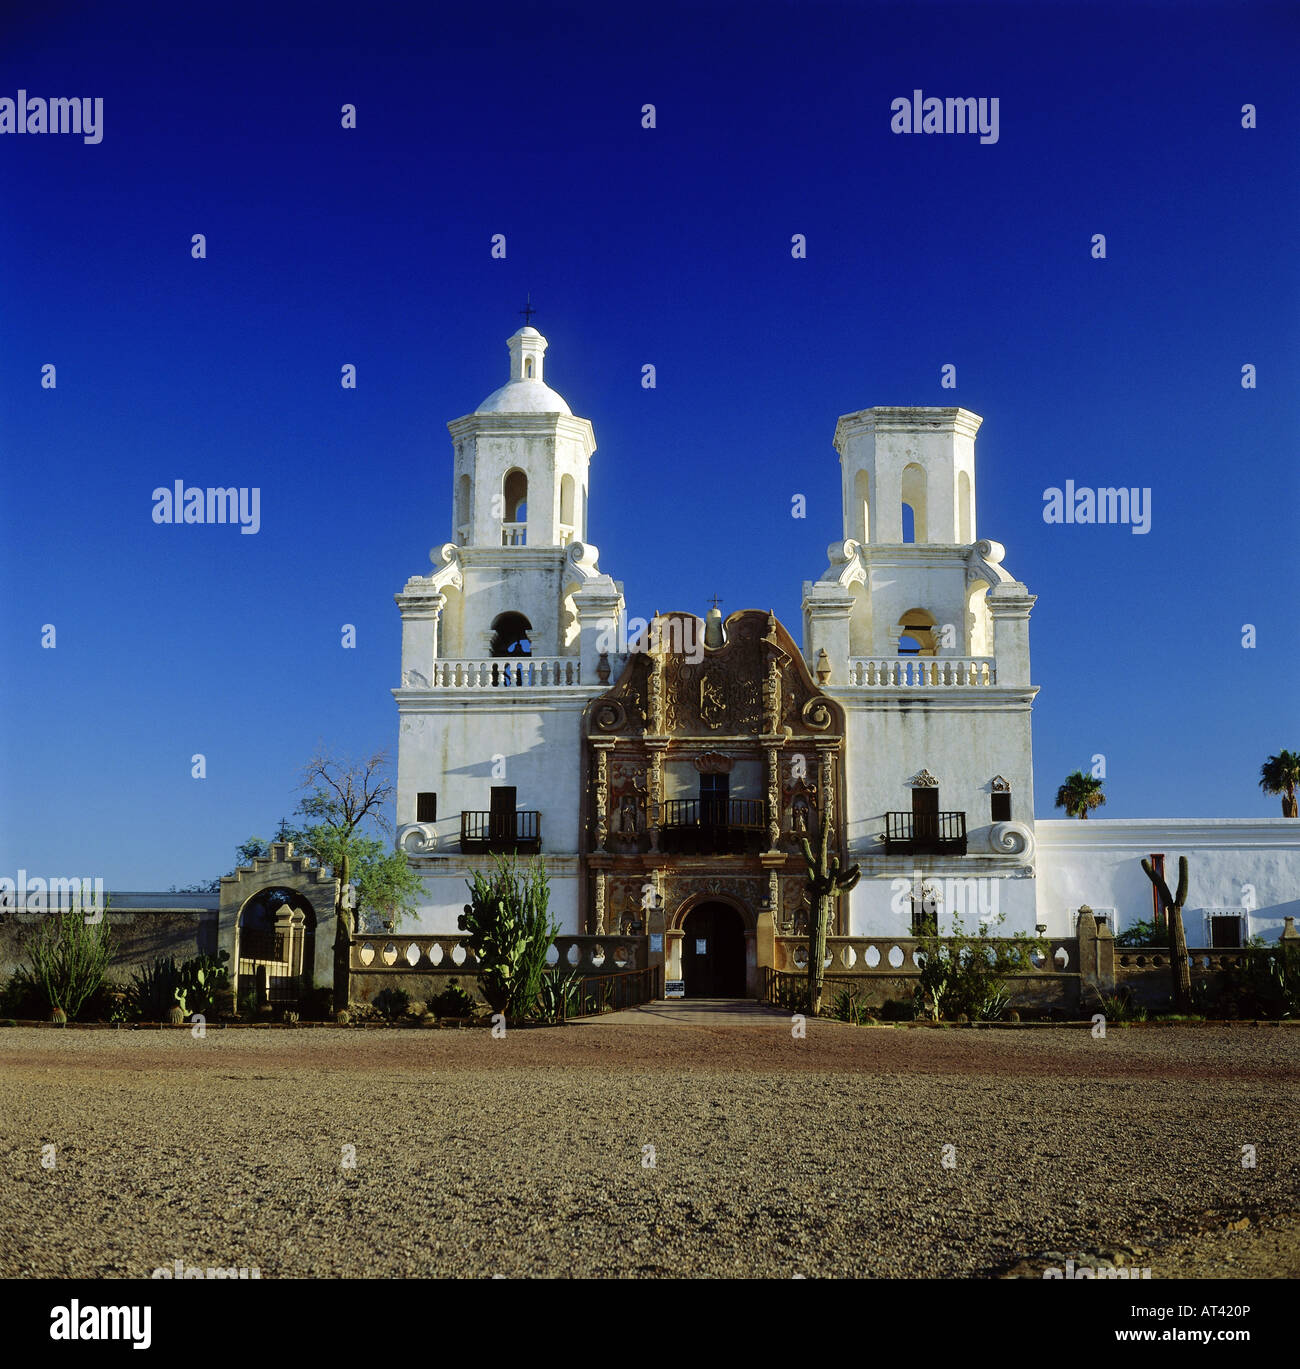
217;842;338;1012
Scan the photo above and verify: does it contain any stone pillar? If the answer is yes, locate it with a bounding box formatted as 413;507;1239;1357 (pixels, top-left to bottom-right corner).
1280;916;1299;945
573;577;623;683
755;910;775;976
802;582;855;681
395;588;445;686
666;929;684;983
987;583;1036;686
1075;905;1114;1011
646;890;666;994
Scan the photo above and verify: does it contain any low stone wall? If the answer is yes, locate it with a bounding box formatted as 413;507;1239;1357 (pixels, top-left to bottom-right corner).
344;932;647;1008
0;909;217;985
773;933;1085;1012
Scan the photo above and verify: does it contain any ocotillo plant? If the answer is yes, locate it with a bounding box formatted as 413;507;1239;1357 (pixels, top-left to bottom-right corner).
1140;854;1192;1012
800;815;860;1016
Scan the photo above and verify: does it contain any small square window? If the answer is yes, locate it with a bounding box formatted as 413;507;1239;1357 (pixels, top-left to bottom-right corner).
416;792;437;823
1209;916;1242;949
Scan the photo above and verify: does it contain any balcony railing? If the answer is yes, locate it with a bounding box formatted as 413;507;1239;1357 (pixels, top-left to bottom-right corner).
847;657;996;687
501;522;526;546
660;798;767;855
883;811;968;856
428;658;582;688
460;810;542;854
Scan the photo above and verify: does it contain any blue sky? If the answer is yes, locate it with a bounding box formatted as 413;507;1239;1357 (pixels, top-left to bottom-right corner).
1;0;1296;888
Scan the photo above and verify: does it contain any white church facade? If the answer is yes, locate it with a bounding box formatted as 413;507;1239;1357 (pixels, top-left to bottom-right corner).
390;326;1299;995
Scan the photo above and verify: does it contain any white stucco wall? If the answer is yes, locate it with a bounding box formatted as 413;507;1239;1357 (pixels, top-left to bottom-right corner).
398;859;582;937
834;692;1037;853
1035;820;1300;943
394;691;594;851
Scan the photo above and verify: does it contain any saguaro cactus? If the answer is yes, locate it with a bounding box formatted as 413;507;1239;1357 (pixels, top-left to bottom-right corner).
1140;854;1193;1012
800;816;860;1016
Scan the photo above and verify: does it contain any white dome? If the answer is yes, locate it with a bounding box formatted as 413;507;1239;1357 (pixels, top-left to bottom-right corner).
474;326;572;414
476;379;572;415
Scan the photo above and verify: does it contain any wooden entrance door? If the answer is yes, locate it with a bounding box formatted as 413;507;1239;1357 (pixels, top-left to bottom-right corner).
490;785;517;843
681;902;746;997
912;784;939;846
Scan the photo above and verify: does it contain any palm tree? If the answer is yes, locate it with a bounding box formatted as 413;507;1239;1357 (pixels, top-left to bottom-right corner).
1054;770;1106;819
1258;750;1300;818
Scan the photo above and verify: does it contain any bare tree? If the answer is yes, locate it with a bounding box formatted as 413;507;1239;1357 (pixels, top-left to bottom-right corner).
297;749;398;1012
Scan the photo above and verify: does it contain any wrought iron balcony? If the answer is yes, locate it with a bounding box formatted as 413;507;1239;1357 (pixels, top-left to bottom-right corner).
660;798;767;855
883;811;968;856
459;810;542;854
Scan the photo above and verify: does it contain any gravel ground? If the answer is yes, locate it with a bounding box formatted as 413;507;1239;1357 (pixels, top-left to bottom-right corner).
1;1014;1297;1279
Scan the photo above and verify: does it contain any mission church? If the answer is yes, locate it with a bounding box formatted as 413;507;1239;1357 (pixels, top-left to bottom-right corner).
387;324;1300;998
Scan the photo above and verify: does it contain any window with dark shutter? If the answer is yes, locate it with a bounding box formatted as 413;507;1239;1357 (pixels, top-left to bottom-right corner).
991;792;1011;822
417;792;437;823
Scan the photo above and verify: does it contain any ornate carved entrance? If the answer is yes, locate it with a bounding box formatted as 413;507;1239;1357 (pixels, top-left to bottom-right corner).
580;609;849;997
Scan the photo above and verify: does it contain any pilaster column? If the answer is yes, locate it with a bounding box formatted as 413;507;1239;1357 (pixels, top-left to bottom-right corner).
988;583;1037;686
395;589;445;687
765;746;782;850
645;739;668;853
593;870;607;936
591;741;614;853
801;581;855;680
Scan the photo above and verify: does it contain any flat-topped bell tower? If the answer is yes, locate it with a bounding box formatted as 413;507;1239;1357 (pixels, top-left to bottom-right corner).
836;406;981;546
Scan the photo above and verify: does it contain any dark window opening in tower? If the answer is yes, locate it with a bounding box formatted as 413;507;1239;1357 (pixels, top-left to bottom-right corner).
490;611;533;657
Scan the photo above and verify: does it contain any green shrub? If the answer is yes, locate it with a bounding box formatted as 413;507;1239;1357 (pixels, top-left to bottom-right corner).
1099;990;1148;1023
177;950;230;1017
913;915;1041;1022
1217;945;1300;1019
977;984;1013;1021
830;986;875;1025
879;998;914;1021
431;979;477;1017
1115;920;1166;948
531;971;579;1023
373;987;410;1019
25;905;115;1020
126;957;185;1021
459;857;558;1019
0;969;45;1019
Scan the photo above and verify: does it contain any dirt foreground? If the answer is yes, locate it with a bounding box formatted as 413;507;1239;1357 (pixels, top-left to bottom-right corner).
1;1009;1297;1279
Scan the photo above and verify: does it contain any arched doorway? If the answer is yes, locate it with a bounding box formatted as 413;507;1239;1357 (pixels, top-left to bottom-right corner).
681;901;747;997
235;888;317;1012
